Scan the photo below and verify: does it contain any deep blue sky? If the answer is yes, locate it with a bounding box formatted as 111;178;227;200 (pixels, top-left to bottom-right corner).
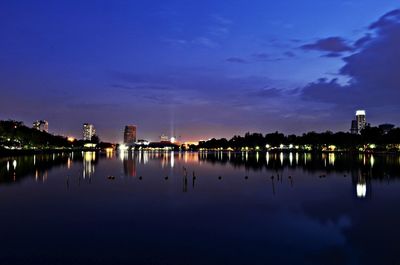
0;0;399;142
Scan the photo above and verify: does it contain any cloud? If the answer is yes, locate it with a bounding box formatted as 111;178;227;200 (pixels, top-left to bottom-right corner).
301;9;400;110
322;52;343;58
211;14;233;25
226;57;247;63
252;53;270;61
354;34;372;48
301;37;353;53
111;84;173;91
369;9;400;29
284;51;296;58
192;37;219;48
247;87;283;98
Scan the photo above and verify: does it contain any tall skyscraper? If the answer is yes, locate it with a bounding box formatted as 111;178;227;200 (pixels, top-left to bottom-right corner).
83;123;96;141
356;110;366;133
124;125;137;145
350;120;358;134
33;120;49;133
350;110;367;134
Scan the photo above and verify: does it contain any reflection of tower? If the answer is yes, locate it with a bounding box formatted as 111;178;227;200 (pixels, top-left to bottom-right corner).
123;152;137;177
83;151;96;179
351;168;370;199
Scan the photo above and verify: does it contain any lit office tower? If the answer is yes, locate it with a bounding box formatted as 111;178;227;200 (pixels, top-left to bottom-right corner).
356;110;366;133
33;120;49;133
83;123;96;141
124;125;137;144
350;120;358;134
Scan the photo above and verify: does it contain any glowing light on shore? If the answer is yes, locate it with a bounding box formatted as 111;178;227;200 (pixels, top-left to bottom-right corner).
119;144;128;151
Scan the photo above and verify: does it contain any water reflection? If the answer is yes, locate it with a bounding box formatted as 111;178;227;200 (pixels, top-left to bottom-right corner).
0;151;400;265
1;151;400;198
122;152;137;177
83;151;96;179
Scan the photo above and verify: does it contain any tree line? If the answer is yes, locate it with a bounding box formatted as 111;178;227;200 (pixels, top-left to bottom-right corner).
196;126;400;151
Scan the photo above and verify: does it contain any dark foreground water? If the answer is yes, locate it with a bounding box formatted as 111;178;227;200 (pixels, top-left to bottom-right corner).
0;151;399;265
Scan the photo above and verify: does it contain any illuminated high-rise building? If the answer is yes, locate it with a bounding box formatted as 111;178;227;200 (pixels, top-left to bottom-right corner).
356;110;366;133
83;123;96;141
350;120;358;134
124;125;137;145
350;110;367;134
33;120;49;133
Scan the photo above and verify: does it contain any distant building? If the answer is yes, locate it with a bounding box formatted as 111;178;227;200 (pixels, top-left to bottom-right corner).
350;120;358;134
379;123;395;134
136;139;149;146
356;110;367;133
83;123;96;141
33;120;48;133
160;134;169;142
124;125;137;145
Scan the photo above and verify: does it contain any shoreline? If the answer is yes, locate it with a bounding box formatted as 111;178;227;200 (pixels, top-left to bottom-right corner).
1;148;399;157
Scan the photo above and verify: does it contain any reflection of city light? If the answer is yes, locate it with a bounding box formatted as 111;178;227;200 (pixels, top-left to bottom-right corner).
170;151;174;168
119;144;128;151
280;152;283;164
13;160;17;169
289;152;293;166
370;155;375;168
329;153;335;166
256;152;259;162
295;153;299;164
83;151;96;179
266;152;270;164
356;183;367;198
106;148;114;159
6;161;9;171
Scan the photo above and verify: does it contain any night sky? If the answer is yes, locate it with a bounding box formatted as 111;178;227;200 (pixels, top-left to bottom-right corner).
1;1;399;142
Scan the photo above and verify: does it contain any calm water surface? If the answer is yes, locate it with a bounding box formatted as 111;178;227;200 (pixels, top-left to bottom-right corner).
0;151;399;265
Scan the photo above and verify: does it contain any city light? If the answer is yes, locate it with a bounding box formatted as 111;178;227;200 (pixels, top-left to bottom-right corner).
119;144;129;151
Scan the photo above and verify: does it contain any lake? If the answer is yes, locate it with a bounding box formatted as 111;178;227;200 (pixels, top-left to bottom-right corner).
0;151;399;265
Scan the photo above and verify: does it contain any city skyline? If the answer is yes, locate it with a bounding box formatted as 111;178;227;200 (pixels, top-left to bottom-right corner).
1;1;400;142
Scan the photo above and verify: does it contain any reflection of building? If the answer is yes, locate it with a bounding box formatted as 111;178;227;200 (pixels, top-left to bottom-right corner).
124;125;137;145
351;169;370;199
83;151;96;179
123;152;137;177
33;120;49;133
83;123;96;141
